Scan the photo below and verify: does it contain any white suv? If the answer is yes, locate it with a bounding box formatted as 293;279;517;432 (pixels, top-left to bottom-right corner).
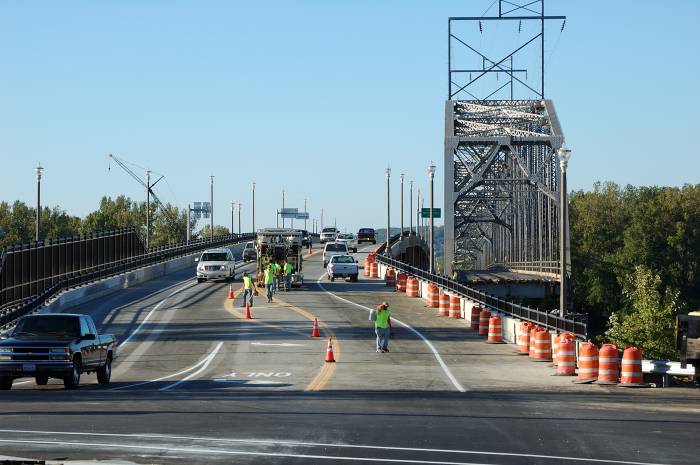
196;248;236;283
336;233;358;253
320;227;339;244
323;242;349;267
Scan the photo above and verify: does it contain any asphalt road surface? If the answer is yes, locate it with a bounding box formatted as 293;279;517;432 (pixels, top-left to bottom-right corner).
1;244;699;464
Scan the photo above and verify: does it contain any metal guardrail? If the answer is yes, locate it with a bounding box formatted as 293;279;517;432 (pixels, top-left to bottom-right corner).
376;254;587;339
0;232;254;329
504;260;560;275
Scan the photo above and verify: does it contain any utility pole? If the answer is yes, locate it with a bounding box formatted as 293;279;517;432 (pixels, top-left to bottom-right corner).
252;181;256;235
238;202;242;236
321;208;324;231
35;164;43;242
304;198;308;231
385;167;391;254
231;201;235;235
428;162;436;273
400;172;404;237
409;179;413;236
417;188;421;239
209;175;214;239
146;169;151;248
186;203;191;242
557;145;572;317
282;189;285;228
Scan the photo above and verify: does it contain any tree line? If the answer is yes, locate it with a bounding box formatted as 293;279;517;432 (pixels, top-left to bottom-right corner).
0;195;230;249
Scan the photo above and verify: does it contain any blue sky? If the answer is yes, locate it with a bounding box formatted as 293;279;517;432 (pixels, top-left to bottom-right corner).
1;0;698;233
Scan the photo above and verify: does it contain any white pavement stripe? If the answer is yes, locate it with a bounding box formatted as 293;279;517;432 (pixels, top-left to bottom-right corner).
315;274;466;393
111;353;211;391
0;431;668;465
118;280;197;349
159;341;224;391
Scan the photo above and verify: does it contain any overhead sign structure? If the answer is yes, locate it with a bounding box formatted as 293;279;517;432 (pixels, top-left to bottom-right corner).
421;207;441;219
296;212;309;220
192;202;211;219
280;207;299;219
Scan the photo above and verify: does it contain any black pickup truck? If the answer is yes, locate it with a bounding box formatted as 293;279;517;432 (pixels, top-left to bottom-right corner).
0;313;116;390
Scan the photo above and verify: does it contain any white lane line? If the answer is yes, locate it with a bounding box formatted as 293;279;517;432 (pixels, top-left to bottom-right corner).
118;280;197;349
0;435;666;465
250;342;305;347
159;341;224;391
316;273;466;393
111;353;210;391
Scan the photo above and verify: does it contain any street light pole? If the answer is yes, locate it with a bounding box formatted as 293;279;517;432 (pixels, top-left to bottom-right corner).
238;202;242;236
282;189;285;228
428;162;436;274
409;179;413;236
252;181;256;235
231;201;235;234
209;175;214;239
321;208;324;231
35;164;44;242
385;167;391;254
557;145;572;317
304;198;308;231
400;172;404;238
186;203;191;242
416;188;421;239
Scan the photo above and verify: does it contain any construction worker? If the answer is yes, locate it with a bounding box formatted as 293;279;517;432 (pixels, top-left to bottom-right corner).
264;264;275;303
272;261;281;293
374;301;391;353
283;260;294;291
241;271;256;307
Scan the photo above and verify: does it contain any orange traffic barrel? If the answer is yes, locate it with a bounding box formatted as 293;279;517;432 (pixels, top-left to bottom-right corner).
449;295;461;318
427;283;439;308
553;332;575;366
555;335;576;375
370;262;379;278
478;309;491;336
517;322;533;354
533;328;552;361
528;326;538;358
619;347;647;387
574;342;599;384
363;257;371;276
487;315;504;343
406;277;419;297
396;273;408;292
596;344;620;385
385;268;396;287
470;306;481;330
438;292;450;316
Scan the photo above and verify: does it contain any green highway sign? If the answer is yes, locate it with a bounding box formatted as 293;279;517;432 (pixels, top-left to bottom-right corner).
421;208;441;218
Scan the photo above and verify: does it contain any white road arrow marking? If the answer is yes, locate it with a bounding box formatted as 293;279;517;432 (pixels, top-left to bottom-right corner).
250;342;305;347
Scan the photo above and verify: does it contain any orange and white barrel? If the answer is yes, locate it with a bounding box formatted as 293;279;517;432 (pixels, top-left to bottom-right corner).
449;295;461;318
470;306;481;330
427;283;439;308
528;326;539;358
478;309;491;336
370;262;379;278
555;335;576;375
396;273;408;292
385;268;396;287
487;315;503;343
363;257;371;276
406;277;419;297
619;347;646;387
596;344;619;385
575;342;599;383
517;322;533;354
438;292;450;316
534;328;552;361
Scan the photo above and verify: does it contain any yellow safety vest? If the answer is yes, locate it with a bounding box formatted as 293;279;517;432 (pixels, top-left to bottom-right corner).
243;276;254;289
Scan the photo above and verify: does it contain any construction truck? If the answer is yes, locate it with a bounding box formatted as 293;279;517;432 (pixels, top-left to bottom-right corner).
255;228;304;288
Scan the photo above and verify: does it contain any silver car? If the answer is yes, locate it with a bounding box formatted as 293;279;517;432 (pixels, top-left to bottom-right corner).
196;248;236;283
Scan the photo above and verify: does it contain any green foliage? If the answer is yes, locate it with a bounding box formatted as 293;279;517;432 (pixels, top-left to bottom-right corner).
604;266;679;360
0;201;81;248
81;196;146;235
198;224;231;238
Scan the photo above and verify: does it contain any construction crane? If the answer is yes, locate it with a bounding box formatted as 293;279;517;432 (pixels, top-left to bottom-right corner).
108;154;180;248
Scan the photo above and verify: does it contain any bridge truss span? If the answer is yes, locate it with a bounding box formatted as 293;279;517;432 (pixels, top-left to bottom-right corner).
444;99;567;277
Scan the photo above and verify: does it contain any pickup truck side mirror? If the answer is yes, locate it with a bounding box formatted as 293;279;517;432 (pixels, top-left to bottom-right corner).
81;334;96;341
355;260;359;263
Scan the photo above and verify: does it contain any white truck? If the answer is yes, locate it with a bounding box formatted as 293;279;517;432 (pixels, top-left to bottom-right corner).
327;255;359;282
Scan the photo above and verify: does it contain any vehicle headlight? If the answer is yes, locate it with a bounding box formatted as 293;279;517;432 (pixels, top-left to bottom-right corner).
50;347;71;360
220;265;226;270
50;348;69;354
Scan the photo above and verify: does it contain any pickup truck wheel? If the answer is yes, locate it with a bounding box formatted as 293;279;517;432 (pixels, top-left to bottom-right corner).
97;355;112;385
330;276;335;282
0;377;13;390
351;274;358;283
197;278;204;283
35;375;49;385
64;358;81;390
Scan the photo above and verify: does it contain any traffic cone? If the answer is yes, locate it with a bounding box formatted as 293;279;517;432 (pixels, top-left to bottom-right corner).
228;285;235;300
311;318;320;337
325;337;335;363
245;304;252;319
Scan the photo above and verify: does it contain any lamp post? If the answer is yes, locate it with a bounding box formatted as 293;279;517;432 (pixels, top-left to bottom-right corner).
252;181;256;234
231;201;235;234
35;164;44;241
321;208;324;231
146;170;152;248
416;187;421;239
409;179;413;236
400;172;405;238
209;175;214;239
385;166;391;254
304;198;308;231
428;162;436;274
238;202;242;236
282;189;285;228
557;145;572;317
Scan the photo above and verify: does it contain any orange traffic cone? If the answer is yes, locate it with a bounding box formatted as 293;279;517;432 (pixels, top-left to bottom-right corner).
228;285;235;300
245;304;252;319
325;337;336;363
311;318;320;337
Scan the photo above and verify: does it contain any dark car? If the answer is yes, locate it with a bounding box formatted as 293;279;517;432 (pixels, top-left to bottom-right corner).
0;314;116;390
357;228;376;244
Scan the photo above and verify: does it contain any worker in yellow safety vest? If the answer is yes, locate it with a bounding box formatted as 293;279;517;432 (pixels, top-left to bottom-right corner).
283;260;294;291
264;265;276;303
241;271;256;307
